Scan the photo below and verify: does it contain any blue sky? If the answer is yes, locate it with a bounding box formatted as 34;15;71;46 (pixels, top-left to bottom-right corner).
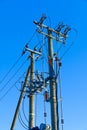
0;0;87;130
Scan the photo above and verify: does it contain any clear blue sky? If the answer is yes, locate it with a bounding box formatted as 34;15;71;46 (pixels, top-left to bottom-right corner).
0;0;87;130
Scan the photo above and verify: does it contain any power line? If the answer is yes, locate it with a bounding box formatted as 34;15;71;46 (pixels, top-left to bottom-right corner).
58;69;64;130
60;41;75;60
28;30;37;44
14;72;26;91
60;28;78;60
0;71;27;101
18;112;28;130
0;55;22;84
0;30;37;85
22;97;29;123
0;58;28;93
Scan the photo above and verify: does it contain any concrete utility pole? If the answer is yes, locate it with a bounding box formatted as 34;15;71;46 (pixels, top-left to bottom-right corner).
25;46;42;130
48;29;59;130
10;65;31;130
29;52;35;130
34;15;60;130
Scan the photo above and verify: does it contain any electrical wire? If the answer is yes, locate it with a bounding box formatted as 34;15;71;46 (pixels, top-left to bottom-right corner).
15;83;23;92
18;112;28;130
0;32;36;92
60;28;78;60
0;59;28;101
22;97;29;123
28;30;37;44
0;55;22;84
0;58;28;92
21;30;37;56
0;73;25;101
34;36;47;51
0;83;15;101
0;30;36;101
58;69;64;130
15;71;26;91
42;33;47;125
38;36;55;75
35;37;48;65
56;40;64;56
36;31;41;47
48;16;52;27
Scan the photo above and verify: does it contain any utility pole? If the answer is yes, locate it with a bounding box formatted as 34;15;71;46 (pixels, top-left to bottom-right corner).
29;52;35;129
10;45;42;130
10;65;31;130
25;46;42;130
48;29;59;130
34;14;71;130
34;15;60;130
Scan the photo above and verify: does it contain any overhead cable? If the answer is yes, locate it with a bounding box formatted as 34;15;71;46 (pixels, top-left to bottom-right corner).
14;72;26;91
58;69;64;130
0;71;26;101
0;58;28;94
0;55;22;84
60;28;78;59
18;112;28;130
22;97;29;123
28;30;37;44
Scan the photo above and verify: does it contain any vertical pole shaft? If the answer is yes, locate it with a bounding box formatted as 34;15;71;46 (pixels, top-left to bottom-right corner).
29;52;35;129
10;65;31;130
48;30;59;130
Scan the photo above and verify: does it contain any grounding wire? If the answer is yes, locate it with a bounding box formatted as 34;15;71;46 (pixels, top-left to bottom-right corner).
18;112;28;130
0;55;22;84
